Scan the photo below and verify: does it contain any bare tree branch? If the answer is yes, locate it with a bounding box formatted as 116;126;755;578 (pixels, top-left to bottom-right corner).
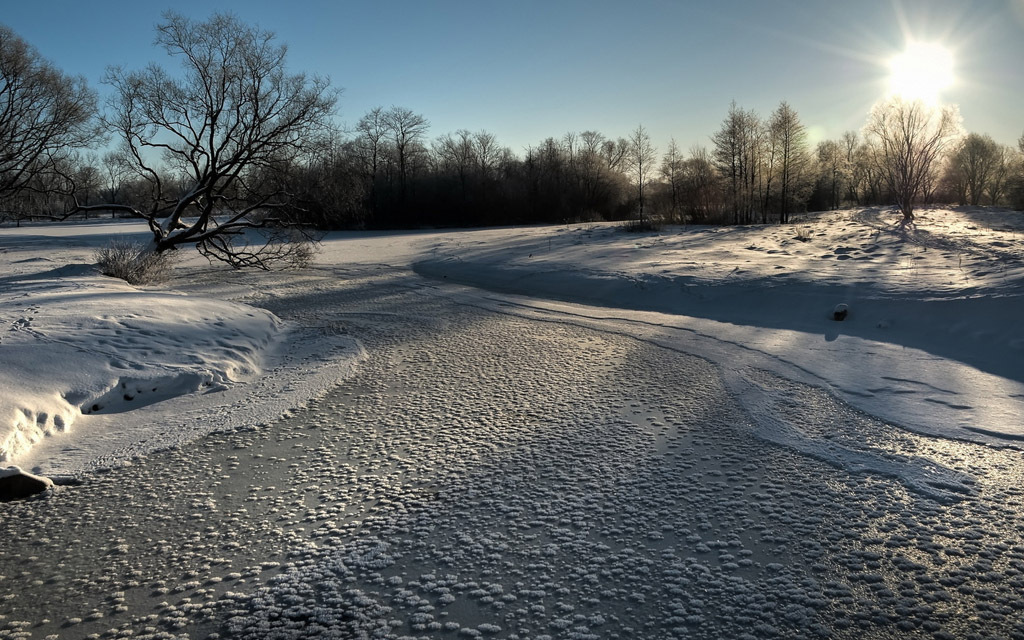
88;12;338;270
0;25;99;205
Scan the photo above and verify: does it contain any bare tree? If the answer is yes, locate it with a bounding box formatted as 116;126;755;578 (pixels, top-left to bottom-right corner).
760;119;779;224
864;96;961;223
73;157;101;209
682;146;721;223
628;124;657;223
382;106;429;205
1011;135;1024;210
101;150;131;209
354;106;390;213
576;131;611;214
83;12;337;269
473;131;499;181
948;133;1001;206
817;140;845;211
712;102;762;224
984;145;1015;206
601;137;629;173
472;130;501;215
283;132;366;229
434;129;475;201
769;102;809;223
842;131;860;204
562;131;578;185
0;24;98;207
660;139;685;222
852;139;885;206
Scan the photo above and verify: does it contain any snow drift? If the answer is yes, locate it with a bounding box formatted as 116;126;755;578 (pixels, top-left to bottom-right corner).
0;269;283;462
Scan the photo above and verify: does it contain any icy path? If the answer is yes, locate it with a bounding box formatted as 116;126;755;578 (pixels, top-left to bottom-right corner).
3;269;1024;639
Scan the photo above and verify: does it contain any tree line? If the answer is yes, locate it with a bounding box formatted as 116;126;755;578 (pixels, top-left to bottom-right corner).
2;13;1023;267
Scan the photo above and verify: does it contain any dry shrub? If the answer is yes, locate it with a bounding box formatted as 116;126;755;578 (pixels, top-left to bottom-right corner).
621;217;664;233
95;238;175;284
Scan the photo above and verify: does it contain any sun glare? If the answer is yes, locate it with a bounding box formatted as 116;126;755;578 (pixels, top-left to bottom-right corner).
887;41;955;104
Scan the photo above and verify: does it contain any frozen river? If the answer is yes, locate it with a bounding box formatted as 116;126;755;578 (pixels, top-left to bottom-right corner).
3;265;1024;639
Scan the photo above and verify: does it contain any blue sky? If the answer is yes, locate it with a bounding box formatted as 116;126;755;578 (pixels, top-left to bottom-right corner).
4;0;1023;155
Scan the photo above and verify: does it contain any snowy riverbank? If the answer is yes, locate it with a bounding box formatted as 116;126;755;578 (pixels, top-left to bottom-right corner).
5;207;1024;639
0;221;363;475
2;206;1022;476
412;206;1024;445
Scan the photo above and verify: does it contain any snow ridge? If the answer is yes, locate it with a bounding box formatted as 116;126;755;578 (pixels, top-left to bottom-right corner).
721;367;977;503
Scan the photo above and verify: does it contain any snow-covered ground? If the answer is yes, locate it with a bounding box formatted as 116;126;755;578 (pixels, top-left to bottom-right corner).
3;206;1024;639
0;221;363;475
413;206;1024;445
3;206;1023;473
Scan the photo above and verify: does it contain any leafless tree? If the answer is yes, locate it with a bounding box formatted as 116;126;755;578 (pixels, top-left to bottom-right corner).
817;140;845;210
851;140;885;206
354;106;390;209
0;24;98;207
984;145;1016;206
681;146;722;223
434;129;475;201
101;150;131;208
920;154;945;205
1009;136;1024;210
601;137;629;173
760;119;779;224
562;131;578;182
576;131;609;213
266;132;366;230
660;139;685;222
713;102;762;224
473;131;499;181
948;133;1001;206
864;96;961;223
382;106;429;205
628;124;657;223
842;131;860;204
74;157;101;209
81;12;337;269
768;102;809;223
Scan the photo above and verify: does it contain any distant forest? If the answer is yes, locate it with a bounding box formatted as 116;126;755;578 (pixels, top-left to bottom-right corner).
3;16;1023;234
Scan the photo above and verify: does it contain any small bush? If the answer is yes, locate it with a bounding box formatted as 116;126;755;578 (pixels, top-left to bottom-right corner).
95;239;175;285
621;217;663;233
794;226;813;242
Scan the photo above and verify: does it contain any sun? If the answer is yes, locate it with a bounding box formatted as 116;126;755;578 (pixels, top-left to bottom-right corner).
887;41;955;104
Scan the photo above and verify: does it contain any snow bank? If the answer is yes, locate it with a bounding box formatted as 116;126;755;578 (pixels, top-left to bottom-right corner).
411;208;1024;445
0;223;364;474
0;268;277;460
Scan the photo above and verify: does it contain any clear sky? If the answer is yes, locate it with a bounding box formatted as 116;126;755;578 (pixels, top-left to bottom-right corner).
4;0;1023;155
